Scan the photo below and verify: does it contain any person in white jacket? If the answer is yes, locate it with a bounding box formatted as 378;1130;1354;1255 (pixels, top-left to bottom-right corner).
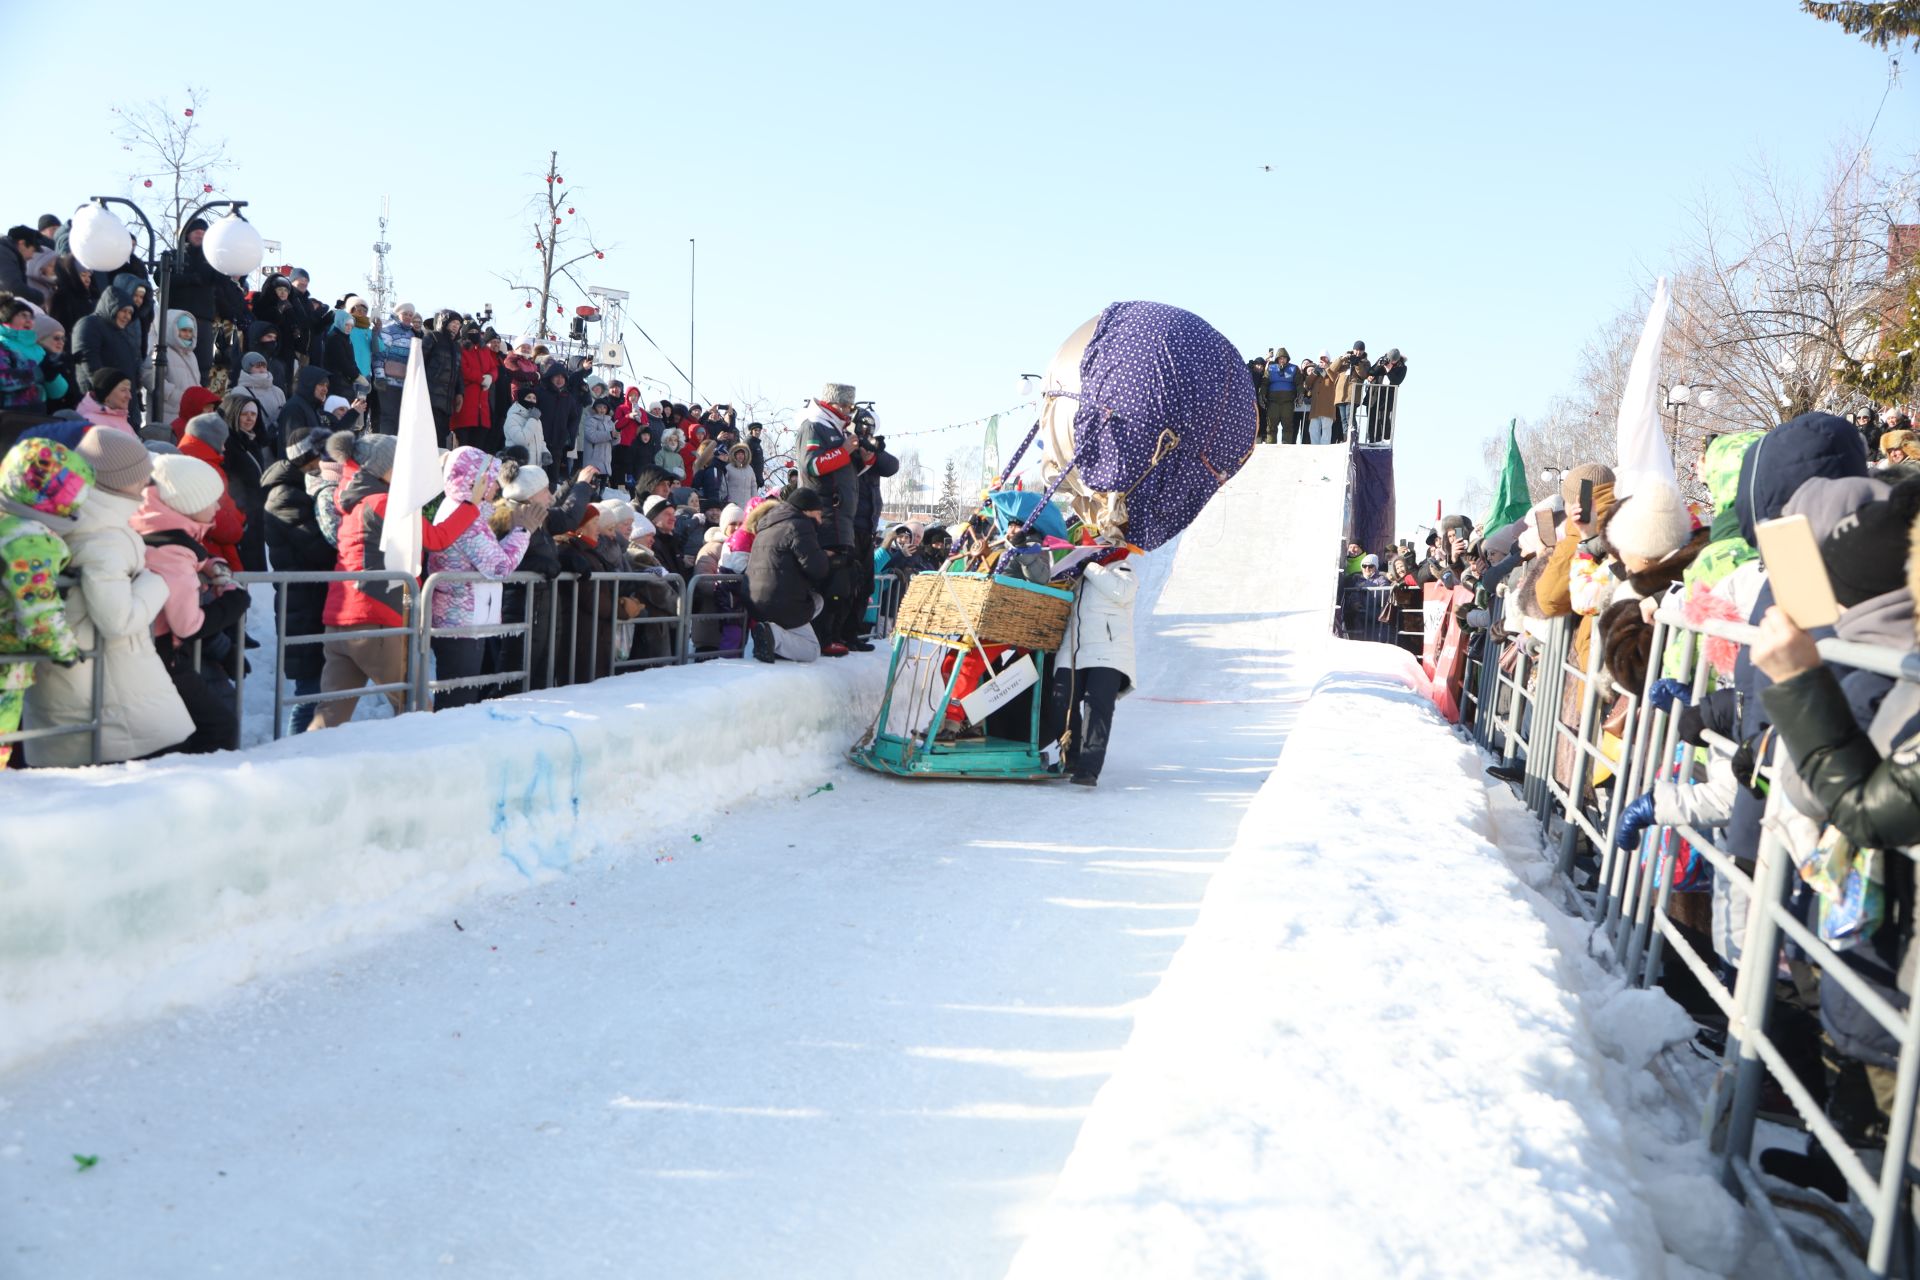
502;388;548;466
23;429;194;764
151;309;202;436
1048;555;1138;787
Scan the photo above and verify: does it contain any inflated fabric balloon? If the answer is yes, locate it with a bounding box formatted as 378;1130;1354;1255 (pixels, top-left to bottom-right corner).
1037;301;1256;551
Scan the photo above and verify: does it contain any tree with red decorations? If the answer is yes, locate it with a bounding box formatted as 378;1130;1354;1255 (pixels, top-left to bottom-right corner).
497;150;609;341
111;87;231;238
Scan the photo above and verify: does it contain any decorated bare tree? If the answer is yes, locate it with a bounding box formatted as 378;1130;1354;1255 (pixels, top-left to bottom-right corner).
499;151;609;340
112;87;231;239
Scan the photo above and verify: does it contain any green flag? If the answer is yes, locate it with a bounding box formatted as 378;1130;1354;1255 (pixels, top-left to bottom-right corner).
1482;419;1530;533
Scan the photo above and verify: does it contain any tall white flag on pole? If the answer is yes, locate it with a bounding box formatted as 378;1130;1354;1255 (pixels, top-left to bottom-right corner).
379;337;444;576
1612;275;1678;500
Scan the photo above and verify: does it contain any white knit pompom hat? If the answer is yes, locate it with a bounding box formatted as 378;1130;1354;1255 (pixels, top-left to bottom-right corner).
1606;484;1694;561
150;454;226;519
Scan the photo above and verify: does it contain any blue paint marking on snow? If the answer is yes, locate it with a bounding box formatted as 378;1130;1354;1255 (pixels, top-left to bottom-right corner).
484;706;586;873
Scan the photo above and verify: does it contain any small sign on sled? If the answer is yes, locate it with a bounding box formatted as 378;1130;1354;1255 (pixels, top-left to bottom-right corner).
958;655;1038;725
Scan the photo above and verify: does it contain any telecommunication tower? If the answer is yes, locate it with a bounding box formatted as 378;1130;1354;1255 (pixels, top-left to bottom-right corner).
366;196;393;320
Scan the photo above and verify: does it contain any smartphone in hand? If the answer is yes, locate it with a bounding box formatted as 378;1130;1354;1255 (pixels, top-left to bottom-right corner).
1535;508;1559;546
1754;514;1840;629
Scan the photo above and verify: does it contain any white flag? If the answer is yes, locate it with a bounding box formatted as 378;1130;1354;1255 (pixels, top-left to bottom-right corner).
1612;276;1677;500
379;337;445;576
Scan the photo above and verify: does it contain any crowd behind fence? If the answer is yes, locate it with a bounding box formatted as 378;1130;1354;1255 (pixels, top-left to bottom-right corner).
2;569;904;759
1419;583;1920;1278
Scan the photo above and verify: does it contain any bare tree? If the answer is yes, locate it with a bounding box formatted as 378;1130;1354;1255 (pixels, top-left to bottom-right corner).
729;384;798;475
112;87;231;239
885;449;929;514
498;151;609;340
1668;149;1916;428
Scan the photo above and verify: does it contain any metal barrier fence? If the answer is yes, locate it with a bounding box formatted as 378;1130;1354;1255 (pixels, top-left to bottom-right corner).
1333;582;1399;645
1351;381;1402;445
0;575;106;763
1456;584;1920;1278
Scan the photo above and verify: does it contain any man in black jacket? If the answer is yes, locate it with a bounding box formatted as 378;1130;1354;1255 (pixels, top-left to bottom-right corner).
746;422;767;486
168;218;222;373
421;311;465;447
843;411;898;650
532;360;580;469
745;488;832;663
276;366;331;452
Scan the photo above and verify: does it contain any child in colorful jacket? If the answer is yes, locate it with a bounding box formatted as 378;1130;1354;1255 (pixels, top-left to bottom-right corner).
426;448;531;709
0;438;92;765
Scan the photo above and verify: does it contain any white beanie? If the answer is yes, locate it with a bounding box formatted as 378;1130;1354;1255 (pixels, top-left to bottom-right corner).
150;454;226;519
343;295;368;313
597;499;634;532
818;382;855;408
322;395;350;416
1605;484;1693;561
719;502;744;527
502;464;549;503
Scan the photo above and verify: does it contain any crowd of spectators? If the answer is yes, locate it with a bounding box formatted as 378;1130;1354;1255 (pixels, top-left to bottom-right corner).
1247;340;1408;446
0;206;937;766
1335;404;1920;1207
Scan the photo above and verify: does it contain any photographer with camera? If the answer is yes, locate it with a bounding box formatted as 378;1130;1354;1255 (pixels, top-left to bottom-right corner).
1332;341;1369;444
842;403;898;653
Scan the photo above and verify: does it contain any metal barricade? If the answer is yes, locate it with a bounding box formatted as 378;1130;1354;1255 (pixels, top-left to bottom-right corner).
1351;381;1402;445
1336;583;1400;644
0;621;106;765
414;570;547;709
679;572;742;664
872;572;903;640
226;570;422;740
1469;580;1920;1277
611;571;688;672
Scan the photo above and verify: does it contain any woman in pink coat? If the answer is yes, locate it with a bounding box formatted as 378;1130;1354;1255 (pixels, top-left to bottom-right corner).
126;454;252;753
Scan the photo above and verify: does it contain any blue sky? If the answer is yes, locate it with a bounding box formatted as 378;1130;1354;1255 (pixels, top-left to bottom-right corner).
18;1;1912;528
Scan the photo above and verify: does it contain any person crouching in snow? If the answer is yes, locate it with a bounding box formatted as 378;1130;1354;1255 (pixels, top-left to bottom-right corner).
128;454;255;754
0;439;92;766
745;487;832;663
427;447;532;709
1047;553;1139;787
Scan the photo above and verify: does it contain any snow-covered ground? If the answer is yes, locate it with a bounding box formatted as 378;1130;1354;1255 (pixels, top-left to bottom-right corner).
1;446;1762;1277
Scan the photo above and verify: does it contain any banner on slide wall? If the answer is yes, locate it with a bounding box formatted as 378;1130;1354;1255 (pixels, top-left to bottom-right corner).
1349;446;1395;555
1420;582;1474;723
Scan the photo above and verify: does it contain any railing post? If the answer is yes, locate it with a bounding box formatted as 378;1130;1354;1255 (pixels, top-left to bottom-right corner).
1552;621;1603;879
272;580;288;740
1717;775;1793;1189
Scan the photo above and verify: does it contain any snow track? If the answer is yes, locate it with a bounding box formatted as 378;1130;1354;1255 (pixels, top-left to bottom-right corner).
0;445;1744;1277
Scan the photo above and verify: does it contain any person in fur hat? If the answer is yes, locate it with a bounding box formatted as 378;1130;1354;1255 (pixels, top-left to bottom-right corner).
1592;483;1708;695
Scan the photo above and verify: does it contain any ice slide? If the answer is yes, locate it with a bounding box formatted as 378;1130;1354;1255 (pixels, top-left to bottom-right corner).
0;445;1744;1277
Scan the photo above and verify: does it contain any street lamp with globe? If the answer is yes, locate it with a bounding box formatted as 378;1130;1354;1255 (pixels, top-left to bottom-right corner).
69;197;263;432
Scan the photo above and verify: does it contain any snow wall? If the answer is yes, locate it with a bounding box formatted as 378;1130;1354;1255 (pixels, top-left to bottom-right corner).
0;659;887;1072
1004;639;1747;1279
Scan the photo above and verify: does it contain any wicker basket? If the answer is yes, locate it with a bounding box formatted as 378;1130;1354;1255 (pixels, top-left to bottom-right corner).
895;572;1073;650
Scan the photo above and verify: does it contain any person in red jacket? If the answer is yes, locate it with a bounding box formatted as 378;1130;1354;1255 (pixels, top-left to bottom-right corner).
177;412;247;571
309;434;477;729
169;385;222;443
451;329;499;452
612;393;647;489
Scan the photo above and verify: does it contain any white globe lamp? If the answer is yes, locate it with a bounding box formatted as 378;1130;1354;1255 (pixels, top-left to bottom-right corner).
69;202;132;273
203;211;264;277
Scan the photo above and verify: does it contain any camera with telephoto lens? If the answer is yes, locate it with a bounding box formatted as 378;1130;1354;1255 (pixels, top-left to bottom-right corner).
852;401;883;451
